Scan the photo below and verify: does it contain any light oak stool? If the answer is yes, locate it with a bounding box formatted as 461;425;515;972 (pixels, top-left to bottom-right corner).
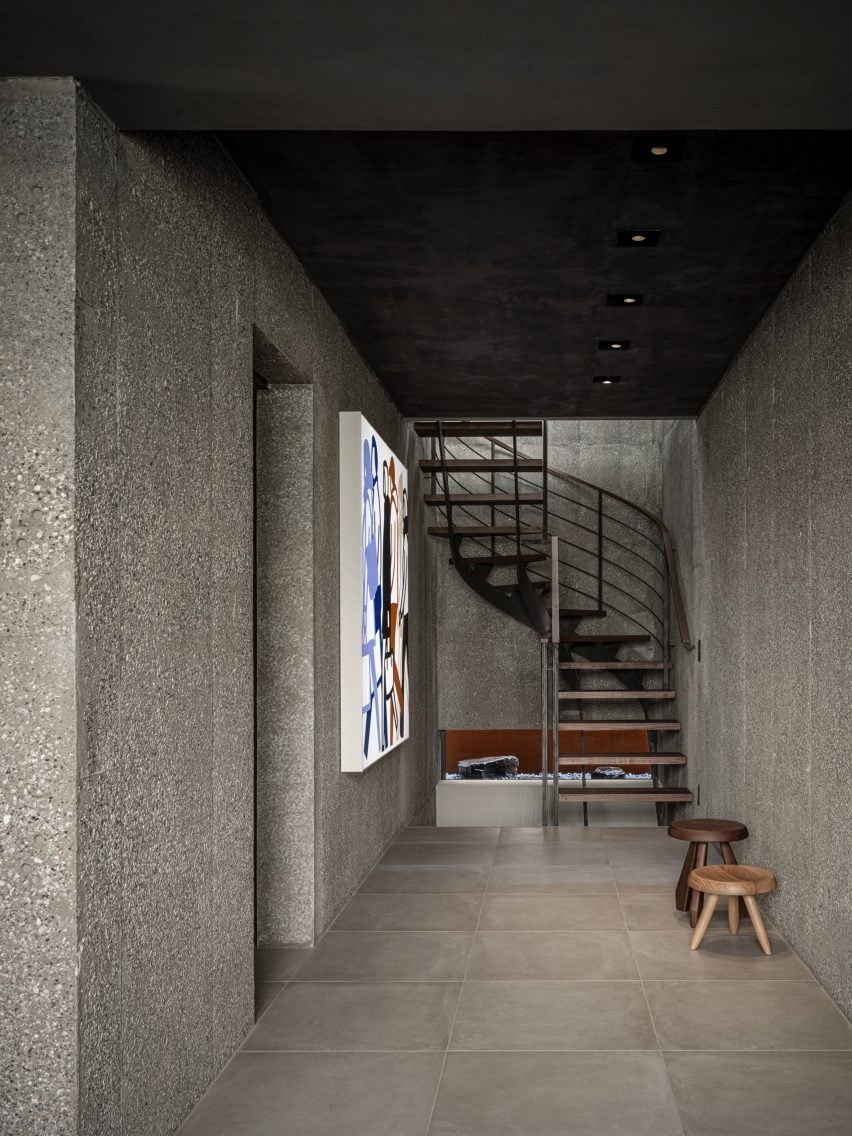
668;818;749;928
687;864;777;955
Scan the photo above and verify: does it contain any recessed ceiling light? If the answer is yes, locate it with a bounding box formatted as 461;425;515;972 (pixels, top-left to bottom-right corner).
599;339;630;351
630;137;685;162
593;375;621;385
607;293;643;306
616;229;662;247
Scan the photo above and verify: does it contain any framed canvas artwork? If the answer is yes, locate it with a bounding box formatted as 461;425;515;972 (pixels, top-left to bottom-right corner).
339;413;410;772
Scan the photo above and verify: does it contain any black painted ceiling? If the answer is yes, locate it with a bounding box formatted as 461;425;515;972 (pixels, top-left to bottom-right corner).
224;131;852;416
3;2;852;129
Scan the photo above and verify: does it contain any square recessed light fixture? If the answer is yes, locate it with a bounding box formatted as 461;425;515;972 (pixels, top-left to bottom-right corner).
607;293;643;306
631;136;685;162
616;229;662;247
593;375;621;385
599;339;630;350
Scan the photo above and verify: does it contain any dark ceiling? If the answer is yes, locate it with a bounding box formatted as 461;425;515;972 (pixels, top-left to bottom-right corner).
224;131;852;416
3;1;852;129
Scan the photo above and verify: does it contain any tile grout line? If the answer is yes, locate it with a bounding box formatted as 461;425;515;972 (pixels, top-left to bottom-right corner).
420;828;497;1135
612;862;687;1136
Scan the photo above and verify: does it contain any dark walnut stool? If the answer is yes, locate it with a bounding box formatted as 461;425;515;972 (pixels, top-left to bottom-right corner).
668;818;749;928
687;865;777;955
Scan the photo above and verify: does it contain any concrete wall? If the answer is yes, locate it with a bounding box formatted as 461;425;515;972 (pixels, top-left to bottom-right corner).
1;79;438;1136
0;77;79;1136
437;419;670;729
662;193;852;1019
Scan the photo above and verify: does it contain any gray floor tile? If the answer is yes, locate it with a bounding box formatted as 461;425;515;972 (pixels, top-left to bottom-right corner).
333;892;483;932
665;1051;852;1136
621;891;721;930
254;982;284;1020
381;842;496;867
397;826;500;843
254;946;313;982
428;1051;683;1136
606;840;687;868
451;980;657;1050
358;864;491;893
245;981;460;1051
645;980;852;1050
595;826;670;841
494;842;609;866
178;1052;444;1136
610;861;681;886
478;894;625;932
467;931;638;980
487;864;616;894
498;826;604;843
630;929;810;980
295;931;473;982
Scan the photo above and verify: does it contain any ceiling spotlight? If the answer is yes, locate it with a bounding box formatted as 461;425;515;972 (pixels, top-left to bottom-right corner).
599;339;630;351
631;137;685;161
607;293;643;306
593;375;621;385
616;229;662;247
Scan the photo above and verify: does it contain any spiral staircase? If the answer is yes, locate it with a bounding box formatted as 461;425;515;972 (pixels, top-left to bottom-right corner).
416;418;694;825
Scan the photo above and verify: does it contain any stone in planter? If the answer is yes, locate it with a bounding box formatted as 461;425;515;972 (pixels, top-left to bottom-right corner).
456;756;519;780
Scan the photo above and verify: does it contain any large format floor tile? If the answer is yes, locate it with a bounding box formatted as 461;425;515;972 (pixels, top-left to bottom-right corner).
477;894;625;931
645;980;852;1050
254;946;312;982
451;980;657;1050
381;842;496;866
179;1052;444;1136
467;931;638;980
245;982;460;1051
620;891;732;930
494;842;609;866
664;1051;852;1136
429;1051;683;1136
332;892;483;932
358;864;491;893
295;931;473;982
487;863;616;893
630;929;811;980
397;826;500;843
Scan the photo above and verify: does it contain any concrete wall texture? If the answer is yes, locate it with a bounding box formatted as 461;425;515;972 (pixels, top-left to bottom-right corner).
0;79;438;1136
437;419;671;729
662;193;852;1020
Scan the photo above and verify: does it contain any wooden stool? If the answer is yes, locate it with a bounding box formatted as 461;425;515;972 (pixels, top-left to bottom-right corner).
687;865;777;955
668;818;749;928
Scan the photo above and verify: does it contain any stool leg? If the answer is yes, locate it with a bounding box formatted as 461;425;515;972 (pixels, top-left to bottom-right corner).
743;896;772;955
720;842;749;919
689;842;707;928
728;896;740;935
675;842;698;912
689;894;719;951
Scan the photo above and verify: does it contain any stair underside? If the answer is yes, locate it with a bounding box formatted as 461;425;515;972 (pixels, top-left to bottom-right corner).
420;458;543;471
424;492;543;505
559;786;693;802
559;690;676;700
415;420;542;437
561;660;665;670
429;525;543;537
559;607;605;619
500;580;549;593
558;720;680;731
564;633;650;643
559;753;687;766
455;552;546;566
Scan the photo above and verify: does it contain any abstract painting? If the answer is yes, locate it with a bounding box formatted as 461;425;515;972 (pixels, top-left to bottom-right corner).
339;413;409;771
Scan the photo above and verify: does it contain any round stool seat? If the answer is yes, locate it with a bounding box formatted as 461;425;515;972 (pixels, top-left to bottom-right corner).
668;818;749;843
688;864;776;896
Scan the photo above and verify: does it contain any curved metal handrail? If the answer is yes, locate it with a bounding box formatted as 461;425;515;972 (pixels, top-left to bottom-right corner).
486;434;693;649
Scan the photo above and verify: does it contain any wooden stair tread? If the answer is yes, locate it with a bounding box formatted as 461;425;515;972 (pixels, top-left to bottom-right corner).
564;633;651;643
559;690;676;700
559;753;687;766
420;458;543;471
429;525;543;537
415;420;543;437
424;492;543;505
560;608;606;619
456;553;546;566
559;786;693;802
561;661;665;670
558;720;680;731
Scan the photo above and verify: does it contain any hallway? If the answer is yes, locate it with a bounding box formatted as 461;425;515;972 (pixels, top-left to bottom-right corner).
179;827;852;1136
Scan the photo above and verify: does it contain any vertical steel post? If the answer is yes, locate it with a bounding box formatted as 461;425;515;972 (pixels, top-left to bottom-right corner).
550;534;561;826
597;489;604;612
540;638;549;826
